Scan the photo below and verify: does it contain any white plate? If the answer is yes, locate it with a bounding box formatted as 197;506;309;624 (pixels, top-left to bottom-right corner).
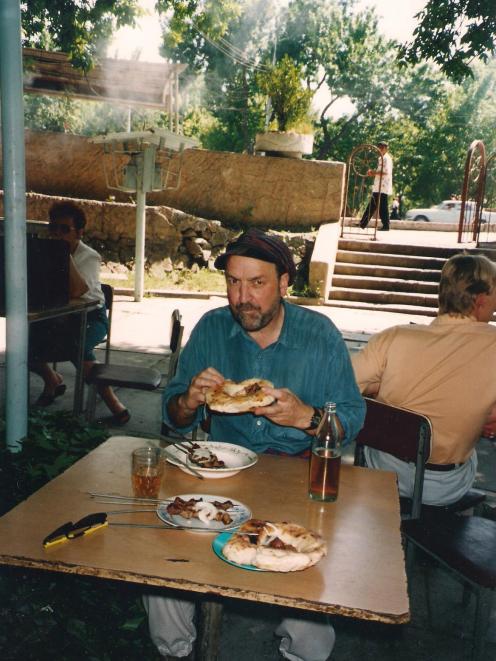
165;442;258;479
157;494;251;533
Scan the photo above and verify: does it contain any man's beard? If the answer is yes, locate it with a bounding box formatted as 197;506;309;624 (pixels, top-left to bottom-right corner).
231;299;281;332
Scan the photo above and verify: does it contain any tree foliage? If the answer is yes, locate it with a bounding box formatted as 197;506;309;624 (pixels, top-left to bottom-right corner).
399;0;496;83
22;0;141;69
20;0;496;213
256;55;313;131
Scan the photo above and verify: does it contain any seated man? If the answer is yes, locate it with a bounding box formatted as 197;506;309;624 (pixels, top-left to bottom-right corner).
29;201;129;424
144;228;365;661
352;253;496;506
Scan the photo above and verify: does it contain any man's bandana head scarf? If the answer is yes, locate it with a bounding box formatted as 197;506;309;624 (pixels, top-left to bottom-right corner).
214;228;296;285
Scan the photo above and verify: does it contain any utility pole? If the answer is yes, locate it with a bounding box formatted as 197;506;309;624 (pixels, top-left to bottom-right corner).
264;15;278;130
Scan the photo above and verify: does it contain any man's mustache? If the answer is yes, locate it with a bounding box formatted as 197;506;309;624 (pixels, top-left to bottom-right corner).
234;303;260;313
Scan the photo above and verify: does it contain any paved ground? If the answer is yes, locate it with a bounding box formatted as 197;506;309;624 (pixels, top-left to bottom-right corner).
2;227;496;659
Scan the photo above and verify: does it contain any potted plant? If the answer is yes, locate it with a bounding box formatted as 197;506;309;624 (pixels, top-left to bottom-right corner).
255;55;314;158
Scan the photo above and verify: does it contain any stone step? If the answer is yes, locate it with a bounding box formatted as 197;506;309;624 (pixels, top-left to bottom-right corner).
333;262;442;282
336;250;446;270
329;287;439;308
338;239;462;259
325;299;438;317
331;275;439;294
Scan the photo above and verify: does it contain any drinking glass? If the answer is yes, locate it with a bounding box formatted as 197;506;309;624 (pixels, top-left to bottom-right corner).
131;446;164;499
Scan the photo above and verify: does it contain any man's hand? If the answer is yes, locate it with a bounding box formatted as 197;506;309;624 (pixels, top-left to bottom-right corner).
168;367;224;427
180;367;224;412
251;386;314;430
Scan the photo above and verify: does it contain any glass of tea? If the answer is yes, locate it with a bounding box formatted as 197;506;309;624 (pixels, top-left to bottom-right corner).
131;446;164;499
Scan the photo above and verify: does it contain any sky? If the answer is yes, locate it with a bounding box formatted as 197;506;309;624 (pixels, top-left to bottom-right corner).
109;0;428;63
108;0;428;118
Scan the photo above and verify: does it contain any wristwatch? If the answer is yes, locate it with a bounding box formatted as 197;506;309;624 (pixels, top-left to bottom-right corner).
305;407;323;431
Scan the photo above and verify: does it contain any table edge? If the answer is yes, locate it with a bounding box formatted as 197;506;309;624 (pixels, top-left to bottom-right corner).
0;555;410;625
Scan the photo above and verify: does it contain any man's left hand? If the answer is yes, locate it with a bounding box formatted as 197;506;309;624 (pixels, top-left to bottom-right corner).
252;387;313;429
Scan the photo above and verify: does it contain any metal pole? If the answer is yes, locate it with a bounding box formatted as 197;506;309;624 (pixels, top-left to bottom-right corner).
168;77;173;131
175;71;179;134
134;188;146;302
0;0;29;451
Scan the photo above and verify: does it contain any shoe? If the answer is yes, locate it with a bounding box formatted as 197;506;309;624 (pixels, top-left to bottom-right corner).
36;383;66;407
97;408;131;427
378;227;389;231
359;220;368;229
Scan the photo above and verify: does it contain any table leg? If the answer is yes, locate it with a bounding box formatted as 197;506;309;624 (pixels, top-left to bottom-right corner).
73;310;88;416
195;598;223;661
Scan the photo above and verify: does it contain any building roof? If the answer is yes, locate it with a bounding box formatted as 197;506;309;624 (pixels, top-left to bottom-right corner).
23;47;187;109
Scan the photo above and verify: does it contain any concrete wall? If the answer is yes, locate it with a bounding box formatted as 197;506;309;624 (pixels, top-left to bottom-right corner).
0;130;345;228
309;222;341;298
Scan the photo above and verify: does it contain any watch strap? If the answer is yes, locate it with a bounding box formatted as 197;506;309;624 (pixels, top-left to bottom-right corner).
305;406;323;431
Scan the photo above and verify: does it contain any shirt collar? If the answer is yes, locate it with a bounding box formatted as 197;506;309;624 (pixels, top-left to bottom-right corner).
431;313;480;326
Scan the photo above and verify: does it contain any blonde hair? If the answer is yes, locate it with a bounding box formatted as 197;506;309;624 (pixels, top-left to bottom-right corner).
438;253;496;315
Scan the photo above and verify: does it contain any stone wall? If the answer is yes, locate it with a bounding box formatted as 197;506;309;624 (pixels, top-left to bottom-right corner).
0;130;345;228
0;192;316;283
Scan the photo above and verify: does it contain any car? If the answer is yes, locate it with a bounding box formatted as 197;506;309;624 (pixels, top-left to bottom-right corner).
405;200;487;224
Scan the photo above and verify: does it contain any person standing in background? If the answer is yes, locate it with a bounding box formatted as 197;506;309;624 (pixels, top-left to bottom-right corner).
360;141;393;231
390;197;400;220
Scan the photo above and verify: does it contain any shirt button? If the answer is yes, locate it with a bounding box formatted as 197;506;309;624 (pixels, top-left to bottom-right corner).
256;420;262;426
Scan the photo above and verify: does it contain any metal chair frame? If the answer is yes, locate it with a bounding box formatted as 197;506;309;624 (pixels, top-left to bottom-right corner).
354;397;432;520
85;307;183;421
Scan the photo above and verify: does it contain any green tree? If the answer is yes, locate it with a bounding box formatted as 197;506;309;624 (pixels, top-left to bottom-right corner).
399;0;496;83
401;66;496;207
157;0;277;152
256;55;313;131
275;0;446;161
22;0;141;69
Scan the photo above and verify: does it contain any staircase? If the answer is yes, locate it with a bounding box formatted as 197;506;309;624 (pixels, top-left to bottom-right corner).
328;239;496;316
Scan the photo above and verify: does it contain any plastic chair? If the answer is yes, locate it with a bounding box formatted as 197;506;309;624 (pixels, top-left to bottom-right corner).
165;308;183;383
354;397;432;519
354;397;486;520
98;283;113;364
402;515;496;660
355;398;492;660
85;306;184;422
53;282;113;370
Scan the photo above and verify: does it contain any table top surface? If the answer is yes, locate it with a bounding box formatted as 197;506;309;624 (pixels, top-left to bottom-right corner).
26;297;99;321
0;436;409;624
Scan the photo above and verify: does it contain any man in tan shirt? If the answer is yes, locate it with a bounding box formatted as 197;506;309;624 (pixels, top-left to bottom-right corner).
352;253;496;505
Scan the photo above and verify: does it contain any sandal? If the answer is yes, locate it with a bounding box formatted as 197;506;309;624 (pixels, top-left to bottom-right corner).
36;383;66;407
97;408;131;427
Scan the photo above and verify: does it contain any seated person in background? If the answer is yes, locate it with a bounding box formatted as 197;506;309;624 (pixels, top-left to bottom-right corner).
29;201;129;424
352;253;496;506
143;229;365;661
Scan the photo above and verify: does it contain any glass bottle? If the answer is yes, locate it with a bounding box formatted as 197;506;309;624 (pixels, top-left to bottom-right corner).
308;402;342;502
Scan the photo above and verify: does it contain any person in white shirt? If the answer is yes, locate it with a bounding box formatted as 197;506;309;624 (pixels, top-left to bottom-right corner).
360;141;393;231
29;202;129;424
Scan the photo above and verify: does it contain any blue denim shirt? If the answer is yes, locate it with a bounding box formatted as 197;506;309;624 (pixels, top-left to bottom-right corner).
162;301;365;455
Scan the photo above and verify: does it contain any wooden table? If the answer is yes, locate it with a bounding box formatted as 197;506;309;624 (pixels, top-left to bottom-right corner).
0;436;409;655
27;298;99;415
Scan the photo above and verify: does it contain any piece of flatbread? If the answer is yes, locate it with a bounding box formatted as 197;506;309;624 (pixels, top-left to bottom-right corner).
223;519;327;572
206;378;275;413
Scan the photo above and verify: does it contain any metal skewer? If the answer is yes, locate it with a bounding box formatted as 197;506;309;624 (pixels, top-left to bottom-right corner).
108;522;220;531
87;492;170;504
105;508;159;514
160;447;204;479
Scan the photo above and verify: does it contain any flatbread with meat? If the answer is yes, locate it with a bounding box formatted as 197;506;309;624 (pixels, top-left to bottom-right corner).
206;378;275;413
222;519;327;572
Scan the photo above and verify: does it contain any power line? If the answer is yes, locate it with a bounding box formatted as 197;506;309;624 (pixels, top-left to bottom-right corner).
190;20;270;72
